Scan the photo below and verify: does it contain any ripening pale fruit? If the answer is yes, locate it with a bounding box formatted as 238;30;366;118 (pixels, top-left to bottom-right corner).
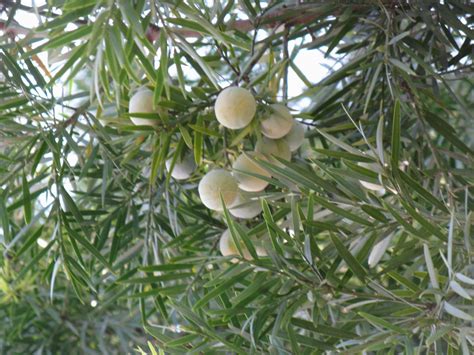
128;89;160;126
214;87;256;129
299;139;315;159
198;169;238;211
260;104;294;139
253;235;268;257
219;229;251;262
232;152;270;192
255;246;267;257
255;137;291;166
219;229;238;257
229;193;262;219
165;154;196;180
284;122;305;151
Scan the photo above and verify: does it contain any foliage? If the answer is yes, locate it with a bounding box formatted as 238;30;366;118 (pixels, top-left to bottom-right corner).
0;0;473;353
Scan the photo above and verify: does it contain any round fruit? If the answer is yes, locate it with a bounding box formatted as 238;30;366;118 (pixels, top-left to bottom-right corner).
165;154;196;180
254;237;268;257
219;229;239;257
214;87;256;129
198;169;238;211
284;122;305;151
299;140;315;159
232;152;270;192
255;246;267;257
128;89;160;126
260;104;294;139
219;229;251;261
229;193;262;219
255;137;291;166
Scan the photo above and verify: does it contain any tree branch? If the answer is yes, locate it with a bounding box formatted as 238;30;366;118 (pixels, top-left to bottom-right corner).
146;2;338;43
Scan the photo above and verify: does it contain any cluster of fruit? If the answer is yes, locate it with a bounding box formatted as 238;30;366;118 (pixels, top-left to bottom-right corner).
128;86;306;260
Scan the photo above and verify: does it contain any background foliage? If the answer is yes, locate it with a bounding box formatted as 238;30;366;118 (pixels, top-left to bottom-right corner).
0;0;473;353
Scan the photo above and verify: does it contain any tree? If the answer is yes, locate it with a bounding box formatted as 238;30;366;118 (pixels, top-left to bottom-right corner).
0;0;473;353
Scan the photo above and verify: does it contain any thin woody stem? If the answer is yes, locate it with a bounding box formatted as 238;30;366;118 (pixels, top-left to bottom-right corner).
282;26;290;102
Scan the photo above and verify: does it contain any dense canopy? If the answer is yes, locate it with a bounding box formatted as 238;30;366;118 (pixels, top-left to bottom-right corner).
0;0;473;353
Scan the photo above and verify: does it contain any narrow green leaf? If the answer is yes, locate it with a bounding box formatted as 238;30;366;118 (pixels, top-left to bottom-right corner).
17;239;55;280
387;271;421;293
139;264;194;272
391;100;400;167
444;302;473;321
312;195;373;226
291;318;358;339
64;218;113;272
330;233;367;282
60;186;85;226
27;26;93;57
389;58;416;76
424;112;474;155
119;0;145;37
426;326;455;346
193;268;253;310
359;312;407;334
178;125;193;149
400;200;445;240
21;171;32;224
51;45;88;86
15;226;44;258
0;192;10;243
123;273;194;284
261;199;284;255
193;116;203;166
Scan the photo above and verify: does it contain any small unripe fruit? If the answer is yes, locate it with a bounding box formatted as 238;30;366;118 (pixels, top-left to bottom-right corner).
229;193;262;219
165;154;196;180
214;87;256;129
232;152;270;192
260;104;293;139
198;169;238;211
255;137;291;166
129;89;160;126
284;122;305;151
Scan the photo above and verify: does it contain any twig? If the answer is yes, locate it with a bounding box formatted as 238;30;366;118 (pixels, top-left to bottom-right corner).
282;25;289;102
186;235;221;294
214;41;240;77
145;2;347;43
233;25;279;85
59;100;90;130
